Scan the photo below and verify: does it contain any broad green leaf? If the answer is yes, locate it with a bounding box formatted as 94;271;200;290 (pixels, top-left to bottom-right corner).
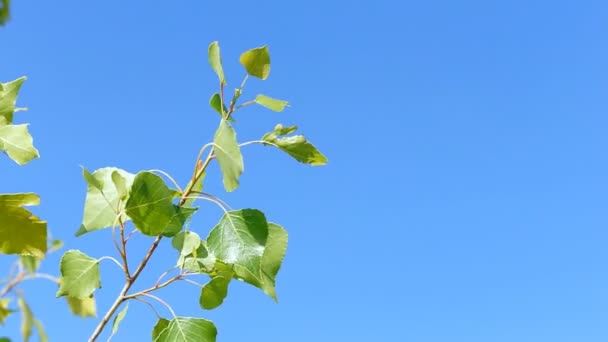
0;124;39;165
17;296;33;342
152;318;170;340
56;250;101;299
111;303;128;335
200;263;233;310
255;95;288;112
172;231;201;257
0;299;12;324
208;41;226;85
239;46;271;80
262;124;328;165
33;320;48;342
154;317;217;342
20;255;40;273
213;120;243;192
177;242;216;273
66;295;97;317
206;209;268;284
125;171;196;237
76;167;135;236
0;77;26;126
0;193;47;257
246;223;288;301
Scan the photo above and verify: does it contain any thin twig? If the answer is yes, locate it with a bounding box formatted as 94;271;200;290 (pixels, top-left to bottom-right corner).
140;293;177;319
98;257;125;272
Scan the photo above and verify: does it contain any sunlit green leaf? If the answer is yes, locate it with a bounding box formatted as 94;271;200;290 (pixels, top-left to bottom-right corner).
0;124;39;165
56;250;101;299
111;303;128;335
0;77;26;126
33;319;48;342
0;299;12;325
153;317;217;342
152;318;170;340
20;255;40;273
66;295;97;318
111;170;129;200
208;41;226;85
177;242;216;273
172;231;202;257
200;263;233;310
125;171;196;237
0;193;47;257
17;296;33;342
245;223;288;301
214;120;243;192
239;46;271;80
76;167;135;236
206;209;268;284
262;124;327;165
255;95;288;112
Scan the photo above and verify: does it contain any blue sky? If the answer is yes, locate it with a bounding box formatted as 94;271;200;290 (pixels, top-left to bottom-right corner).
2;0;608;341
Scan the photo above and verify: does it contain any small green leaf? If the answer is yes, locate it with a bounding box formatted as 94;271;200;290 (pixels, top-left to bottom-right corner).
0;124;39;165
152;318;170;340
214;120;243;192
66;295;97;318
153;317;217;342
33;320;48;342
125;171;196;237
208;41;226;85
56;250;101;299
206;209;268;284
49;239;64;252
255;95;288;112
262;124;328;165
200;263;233;310
0;193;47;257
111;170;129;200
20;255;40;273
111;303;128;335
182;172;205;208
209;93;226;117
239;46;271;80
0;77;26;126
177;242;216;273
76;167;135;236
17;296;33;342
0;299;12;324
172;231;202;257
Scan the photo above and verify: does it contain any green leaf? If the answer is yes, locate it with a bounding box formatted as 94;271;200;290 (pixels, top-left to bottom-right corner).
111;303;128;335
262;124;328;165
49;239;64;252
33;320;48;342
0;299;12;325
56;250;101;299
209;93;226;117
206;209;268;284
177;242;216;273
213;120;243;192
20;255;40;273
125;171;196;237
17;296;33;342
153;317;217;342
0;339;10;342
0;0;9;26
76;167;135;237
0;193;47;257
200;263;233;310
232;223;287;301
0;77;26;126
111;170;129;200
0;124;39;165
172;231;201;257
255;95;288;112
239;46;271;80
66;295;97;318
152;318;170;340
208;41;226;85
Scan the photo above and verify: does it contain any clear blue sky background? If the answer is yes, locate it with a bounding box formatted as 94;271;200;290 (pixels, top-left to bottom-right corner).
2;0;608;341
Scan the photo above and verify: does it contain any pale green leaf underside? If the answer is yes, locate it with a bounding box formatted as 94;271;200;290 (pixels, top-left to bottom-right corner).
76;167;135;236
153;317;217;342
262;124;328;165
208;41;225;85
111;303;128;335
17;296;33;342
255;94;288;112
213;120;243;192
0;77;26;126
56;250;101;299
0;124;39;165
66;296;97;317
